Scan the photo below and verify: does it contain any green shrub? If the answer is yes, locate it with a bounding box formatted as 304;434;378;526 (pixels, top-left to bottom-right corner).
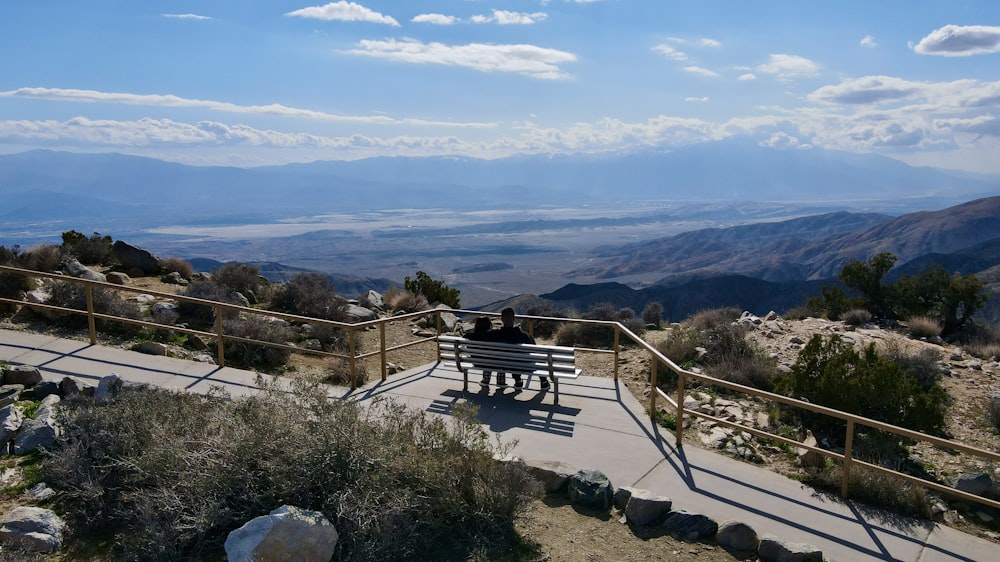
61;230;115;266
906;316;942;338
841;308;872;326
177;279;243;324
774;334;948;448
45;281;142;336
642;301;664;328
270;272;346;321
404;271;459;308
212;262;267;302
552;303;644;347
523;304;566;339
43;385;539;561
158;257;193;279
222;315;295;369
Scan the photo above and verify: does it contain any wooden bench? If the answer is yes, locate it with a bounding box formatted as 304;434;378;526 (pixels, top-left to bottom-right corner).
438;335;581;405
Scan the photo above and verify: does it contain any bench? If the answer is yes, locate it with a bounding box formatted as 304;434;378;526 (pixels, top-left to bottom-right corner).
438;335;581;405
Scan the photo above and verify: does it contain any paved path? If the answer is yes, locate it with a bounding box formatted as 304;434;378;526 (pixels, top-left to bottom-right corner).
2;328;998;562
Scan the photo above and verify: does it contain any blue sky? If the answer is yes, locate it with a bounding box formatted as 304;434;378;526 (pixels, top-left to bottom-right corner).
2;1;1000;172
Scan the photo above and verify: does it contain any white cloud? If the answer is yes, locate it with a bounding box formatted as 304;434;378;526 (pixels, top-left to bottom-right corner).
652;44;687;61
346;39;576;80
699;38;721;48
286;2;399;27
683;66;719;78
0;87;495;128
808;76;922;105
162;14;211;21
412;13;457;25
471;10;548;25
757;54;820;79
860;35;877;47
738;73;757;81
914;24;1000;56
685;97;709;103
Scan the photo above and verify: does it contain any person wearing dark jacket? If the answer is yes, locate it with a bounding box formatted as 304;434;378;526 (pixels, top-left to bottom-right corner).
494;307;549;389
467;316;503;386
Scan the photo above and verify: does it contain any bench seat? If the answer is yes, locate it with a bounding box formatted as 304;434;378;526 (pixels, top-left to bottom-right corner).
438;335;580;404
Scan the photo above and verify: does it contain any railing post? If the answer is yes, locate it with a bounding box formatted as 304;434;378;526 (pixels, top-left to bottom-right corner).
675;371;686;446
349;326;357;390
85;284;97;345
435;310;442;335
649;354;658;417
215;304;225;367
613;324;620;381
526;318;534;339
841;419;855;498
379;322;387;381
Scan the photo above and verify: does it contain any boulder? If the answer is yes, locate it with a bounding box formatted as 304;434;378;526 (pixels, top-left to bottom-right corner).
662;510;718;541
955;472;995;498
344;303;377;322
20;381;59;401
0;506;65;553
112;240;160;275
523;459;577;493
758;535;822;562
717;520;759;552
105;271;131;285
13;395;61;455
63;258;106;282
161;271;188;285
3;365;43;387
366;290;385;311
95;374;123;404
797;430;825;468
59;377;89;398
132;341;167;356
623;488;673;526
224;505;338;562
0;404;24;447
568;469;614;511
0;385;24;408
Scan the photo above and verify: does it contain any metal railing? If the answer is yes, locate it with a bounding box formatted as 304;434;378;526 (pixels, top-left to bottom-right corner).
2;264;998;512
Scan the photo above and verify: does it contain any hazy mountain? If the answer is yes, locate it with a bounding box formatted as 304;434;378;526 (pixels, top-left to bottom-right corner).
1;140;997;230
188;258;395;296
578;197;1000;282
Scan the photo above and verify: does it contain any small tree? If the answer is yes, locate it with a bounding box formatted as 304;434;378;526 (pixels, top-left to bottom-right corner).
61;230;115;265
838;252;896;319
642;301;664;328
404;271;460;308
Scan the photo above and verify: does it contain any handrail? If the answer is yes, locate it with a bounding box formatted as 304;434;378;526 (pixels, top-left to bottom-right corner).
2;264;998;512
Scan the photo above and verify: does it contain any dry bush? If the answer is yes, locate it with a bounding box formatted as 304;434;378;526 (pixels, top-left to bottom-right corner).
962;324;1000;360
524;304;566;339
20;244;63;273
44;385;540;561
45;280;142;336
158;257;193;279
709;347;776;391
384;288;429;313
177;279;243;324
804;459;929;519
324;357;370;386
269;272;346;321
221;315;295;369
841;308;873;326
907;315;942;338
686;307;741;331
212;262;268;302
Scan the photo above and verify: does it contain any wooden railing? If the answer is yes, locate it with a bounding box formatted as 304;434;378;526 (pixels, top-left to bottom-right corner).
2;264;998;513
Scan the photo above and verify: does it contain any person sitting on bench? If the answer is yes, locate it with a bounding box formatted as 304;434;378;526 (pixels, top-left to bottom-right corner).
494;307;549;390
466;316;503;386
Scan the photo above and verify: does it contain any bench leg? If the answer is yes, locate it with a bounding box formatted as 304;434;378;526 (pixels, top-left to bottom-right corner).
553;378;559;405
463;370;468;393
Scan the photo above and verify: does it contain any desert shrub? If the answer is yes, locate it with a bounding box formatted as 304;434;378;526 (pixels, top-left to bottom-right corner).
804;459;929;519
841;308;872;326
963;335;1000;361
61;230;115;266
221;315;295;369
642;301;664;328
211;262;267;302
20;244;63;273
553;303;644;347
270;272;346;321
177;279;244;324
523;304;567;339
906;315;942;339
45;280;143;336
384;287;429;313
988;397;1000;433
882;341;944;392
404;271;460;308
158;257;193;279
324;357;370;386
0;245;33;312
43;385;539;561
774;334;948;448
655;309;775;391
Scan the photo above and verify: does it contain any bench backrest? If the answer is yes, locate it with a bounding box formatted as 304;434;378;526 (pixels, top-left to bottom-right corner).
438;335;577;377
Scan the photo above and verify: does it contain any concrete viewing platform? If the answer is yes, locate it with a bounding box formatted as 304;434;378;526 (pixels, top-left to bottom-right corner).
2;327;998;562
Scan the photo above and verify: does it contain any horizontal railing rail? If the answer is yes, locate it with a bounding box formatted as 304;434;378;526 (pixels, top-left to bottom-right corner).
2;264;998;512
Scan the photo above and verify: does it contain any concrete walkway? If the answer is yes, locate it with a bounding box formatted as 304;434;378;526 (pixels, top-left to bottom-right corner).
2;328;998;562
